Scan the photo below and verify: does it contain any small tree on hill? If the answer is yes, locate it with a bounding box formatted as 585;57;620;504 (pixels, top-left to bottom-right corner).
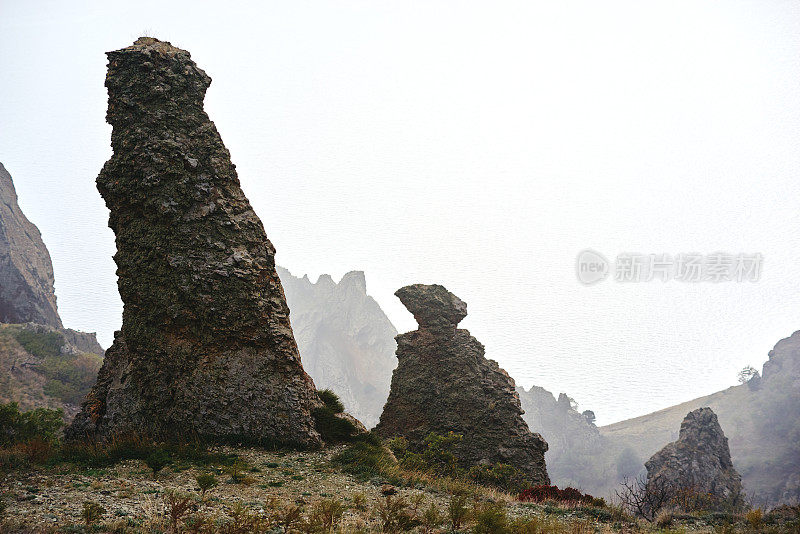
582;410;596;425
737;365;760;384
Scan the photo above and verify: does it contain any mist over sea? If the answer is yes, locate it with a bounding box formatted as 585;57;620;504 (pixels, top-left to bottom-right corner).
3;1;800;425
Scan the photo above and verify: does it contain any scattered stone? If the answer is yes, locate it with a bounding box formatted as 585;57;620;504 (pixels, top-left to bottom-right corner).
375;284;549;484
66;37;323;447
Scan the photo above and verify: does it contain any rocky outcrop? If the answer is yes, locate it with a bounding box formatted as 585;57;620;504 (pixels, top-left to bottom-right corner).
595;330;800;504
0;162;62;328
67;38;323;447
645;408;743;508
375;284;549;484
60;328;105;357
278;267;397;428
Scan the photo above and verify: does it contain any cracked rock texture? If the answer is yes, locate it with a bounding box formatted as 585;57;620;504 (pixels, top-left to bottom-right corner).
67;38;322;447
646;407;743;508
375;284;549;484
0;162;62;328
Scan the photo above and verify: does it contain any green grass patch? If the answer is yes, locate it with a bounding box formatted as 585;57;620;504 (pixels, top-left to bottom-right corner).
317;389;344;413
332;433;398;481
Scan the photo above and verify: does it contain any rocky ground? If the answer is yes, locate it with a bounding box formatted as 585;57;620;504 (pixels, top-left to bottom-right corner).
2;444;792;533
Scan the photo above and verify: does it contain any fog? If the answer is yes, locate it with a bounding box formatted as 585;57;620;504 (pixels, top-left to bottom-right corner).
2;0;800;424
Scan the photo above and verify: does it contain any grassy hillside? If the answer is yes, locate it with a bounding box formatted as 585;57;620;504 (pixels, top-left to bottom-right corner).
595;331;800;506
0;324;103;418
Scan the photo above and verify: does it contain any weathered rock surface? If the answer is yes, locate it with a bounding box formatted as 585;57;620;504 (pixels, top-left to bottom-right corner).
0;162;62;328
67;38;322;447
645;407;743;508
375;284;549;484
278;267;397;428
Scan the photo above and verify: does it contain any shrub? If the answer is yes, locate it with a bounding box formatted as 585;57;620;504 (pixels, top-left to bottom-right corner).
18;438;53;463
615;475;673;521
387;436;427;471
387;431;464;476
82;500;106;526
421;502;442;534
655;508;674;528
333;438;398;480
145;449;171;476
468;462;529;493
165;492;194;531
746;508;763;530
473;502;508;534
590;497;607;508
312;407;360;443
59;434;239;470
386;436;410;457
352;492;368;511
422;432;462;475
518;485;595;504
195;473;218;499
308;498;345;532
317;389;344;413
376;494;419;533
670;484;720;512
274;503;303;531
449;494;470;531
0;402;63;446
221;502;273;533
225;459;252;484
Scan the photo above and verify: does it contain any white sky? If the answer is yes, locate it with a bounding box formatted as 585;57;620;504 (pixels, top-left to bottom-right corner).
2;0;800;424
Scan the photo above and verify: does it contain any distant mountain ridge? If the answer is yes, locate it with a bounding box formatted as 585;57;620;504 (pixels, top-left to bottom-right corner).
517;386;602;490
596;331;800;504
278;267;397;427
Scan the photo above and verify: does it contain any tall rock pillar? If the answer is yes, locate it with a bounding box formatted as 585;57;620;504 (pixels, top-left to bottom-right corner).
67;38;322;447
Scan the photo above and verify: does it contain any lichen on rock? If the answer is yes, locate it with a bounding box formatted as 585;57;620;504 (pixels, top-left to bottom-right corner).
375;284;549;484
66;37;323;447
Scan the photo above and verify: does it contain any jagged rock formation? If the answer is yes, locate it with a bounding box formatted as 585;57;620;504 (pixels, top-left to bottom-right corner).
59;327;105;357
67;38;323;447
375;284;549;484
645;408;743;508
278;267;397;428
517;386;603;488
596;330;800;504
0;162;62;328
